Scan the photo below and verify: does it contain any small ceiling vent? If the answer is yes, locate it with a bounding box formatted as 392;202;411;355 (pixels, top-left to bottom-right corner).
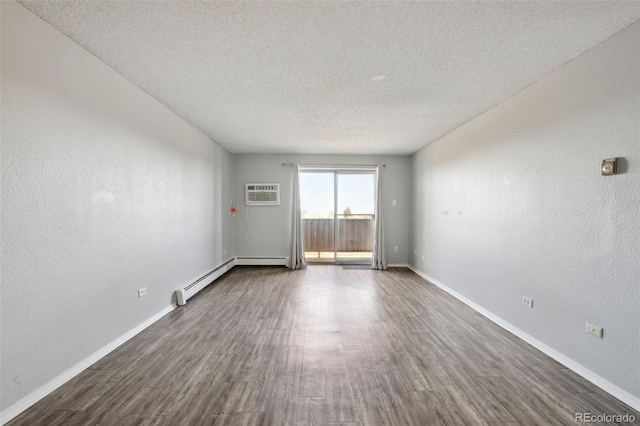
246;183;280;206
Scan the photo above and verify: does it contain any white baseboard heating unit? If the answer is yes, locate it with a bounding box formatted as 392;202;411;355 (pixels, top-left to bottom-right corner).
235;256;288;266
176;258;236;306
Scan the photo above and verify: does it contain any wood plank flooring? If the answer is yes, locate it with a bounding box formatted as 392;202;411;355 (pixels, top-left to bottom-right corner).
8;266;638;425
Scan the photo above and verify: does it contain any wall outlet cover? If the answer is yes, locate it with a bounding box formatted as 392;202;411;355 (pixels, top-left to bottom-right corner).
586;322;603;338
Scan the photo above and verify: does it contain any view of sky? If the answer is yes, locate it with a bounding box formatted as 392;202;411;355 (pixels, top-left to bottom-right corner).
300;172;374;218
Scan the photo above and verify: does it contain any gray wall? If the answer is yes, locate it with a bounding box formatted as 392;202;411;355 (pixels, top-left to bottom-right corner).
1;2;234;412
411;22;639;398
219;148;235;261
233;154;412;265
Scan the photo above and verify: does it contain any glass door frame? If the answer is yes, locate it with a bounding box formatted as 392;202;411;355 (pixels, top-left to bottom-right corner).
300;166;376;265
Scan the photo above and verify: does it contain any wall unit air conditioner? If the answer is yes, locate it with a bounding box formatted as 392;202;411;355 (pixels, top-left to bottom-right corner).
246;183;280;206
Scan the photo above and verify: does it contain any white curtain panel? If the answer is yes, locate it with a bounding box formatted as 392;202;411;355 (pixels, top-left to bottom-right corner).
288;163;307;270
372;166;387;270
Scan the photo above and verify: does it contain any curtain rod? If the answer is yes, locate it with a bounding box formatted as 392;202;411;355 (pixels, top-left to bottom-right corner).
282;163;385;167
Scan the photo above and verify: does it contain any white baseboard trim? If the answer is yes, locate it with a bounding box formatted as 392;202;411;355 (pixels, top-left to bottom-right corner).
387;263;409;268
235;256;289;266
0;304;176;425
407;265;640;412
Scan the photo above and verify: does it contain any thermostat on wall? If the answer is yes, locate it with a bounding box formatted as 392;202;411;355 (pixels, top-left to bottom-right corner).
601;158;618;176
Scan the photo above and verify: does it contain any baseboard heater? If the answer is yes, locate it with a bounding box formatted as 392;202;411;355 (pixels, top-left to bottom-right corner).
176;258;236;306
235;256;289;266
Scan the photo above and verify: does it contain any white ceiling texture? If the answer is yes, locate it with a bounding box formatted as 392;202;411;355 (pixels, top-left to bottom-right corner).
17;1;640;155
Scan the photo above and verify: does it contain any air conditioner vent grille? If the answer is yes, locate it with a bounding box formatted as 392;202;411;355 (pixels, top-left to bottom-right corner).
246;183;280;206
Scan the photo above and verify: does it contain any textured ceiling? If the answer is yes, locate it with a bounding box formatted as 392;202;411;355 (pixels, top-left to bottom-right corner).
17;1;640;155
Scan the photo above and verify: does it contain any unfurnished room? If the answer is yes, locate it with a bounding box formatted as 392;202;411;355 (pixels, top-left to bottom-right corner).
1;1;639;425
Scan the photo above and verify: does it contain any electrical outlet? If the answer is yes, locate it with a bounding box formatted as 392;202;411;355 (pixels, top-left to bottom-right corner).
138;287;147;298
586;322;603;338
394;246;399;252
421;255;425;260
522;296;533;308
392;200;397;206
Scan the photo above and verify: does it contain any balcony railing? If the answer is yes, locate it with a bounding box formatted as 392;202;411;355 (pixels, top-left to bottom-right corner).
303;215;374;255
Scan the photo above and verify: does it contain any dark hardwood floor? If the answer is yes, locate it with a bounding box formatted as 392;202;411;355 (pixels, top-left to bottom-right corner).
8;266;638;425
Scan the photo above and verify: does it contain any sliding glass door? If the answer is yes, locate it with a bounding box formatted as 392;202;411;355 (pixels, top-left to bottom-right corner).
335;172;375;262
300;169;375;263
300;172;335;262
